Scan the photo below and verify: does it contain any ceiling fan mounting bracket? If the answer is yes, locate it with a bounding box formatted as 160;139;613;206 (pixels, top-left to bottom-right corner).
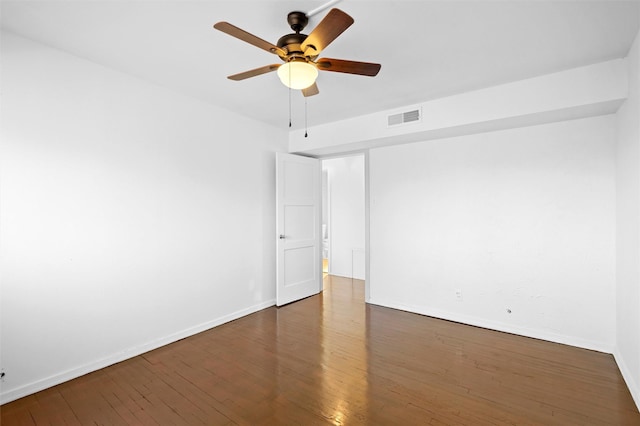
287;11;308;33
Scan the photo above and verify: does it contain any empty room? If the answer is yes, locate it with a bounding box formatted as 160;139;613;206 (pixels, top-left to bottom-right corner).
1;0;640;424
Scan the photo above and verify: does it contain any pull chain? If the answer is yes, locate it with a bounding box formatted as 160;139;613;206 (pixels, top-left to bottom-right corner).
288;65;292;128
288;86;292;128
304;97;308;138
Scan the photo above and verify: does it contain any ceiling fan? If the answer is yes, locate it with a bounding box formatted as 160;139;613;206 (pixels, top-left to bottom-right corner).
213;7;381;97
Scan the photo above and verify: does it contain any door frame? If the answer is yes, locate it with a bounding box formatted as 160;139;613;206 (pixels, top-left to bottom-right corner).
318;151;370;302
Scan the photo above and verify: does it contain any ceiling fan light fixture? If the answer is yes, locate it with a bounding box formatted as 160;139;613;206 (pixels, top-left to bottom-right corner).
277;60;318;90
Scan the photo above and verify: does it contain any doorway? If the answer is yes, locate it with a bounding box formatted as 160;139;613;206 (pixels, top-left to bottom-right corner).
321;155;366;281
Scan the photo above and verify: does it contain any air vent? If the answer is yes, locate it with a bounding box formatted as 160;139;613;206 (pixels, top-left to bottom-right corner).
387;108;421;127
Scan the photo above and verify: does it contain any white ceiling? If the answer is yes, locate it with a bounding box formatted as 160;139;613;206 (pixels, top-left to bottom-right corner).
1;0;639;130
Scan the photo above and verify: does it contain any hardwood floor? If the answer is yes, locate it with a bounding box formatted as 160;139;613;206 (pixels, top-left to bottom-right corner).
2;275;639;425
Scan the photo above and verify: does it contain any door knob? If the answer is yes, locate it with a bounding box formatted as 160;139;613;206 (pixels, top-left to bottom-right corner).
279;234;286;239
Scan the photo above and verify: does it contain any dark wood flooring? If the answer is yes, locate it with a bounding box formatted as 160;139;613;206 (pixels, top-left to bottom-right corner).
2;275;639;425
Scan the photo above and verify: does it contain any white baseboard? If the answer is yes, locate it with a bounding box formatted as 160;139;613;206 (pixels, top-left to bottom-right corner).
367;297;614;354
614;347;640;411
0;299;276;405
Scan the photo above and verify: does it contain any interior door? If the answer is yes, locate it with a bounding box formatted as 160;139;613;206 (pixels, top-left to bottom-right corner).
276;152;321;306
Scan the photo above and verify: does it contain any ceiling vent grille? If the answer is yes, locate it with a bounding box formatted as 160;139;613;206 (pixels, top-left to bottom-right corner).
387;108;422;127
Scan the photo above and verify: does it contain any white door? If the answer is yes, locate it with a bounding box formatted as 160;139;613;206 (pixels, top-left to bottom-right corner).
276;152;322;306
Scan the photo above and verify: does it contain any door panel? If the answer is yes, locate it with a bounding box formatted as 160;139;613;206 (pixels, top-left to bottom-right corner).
276;153;321;306
284;205;315;240
284;161;315;199
284;246;315;286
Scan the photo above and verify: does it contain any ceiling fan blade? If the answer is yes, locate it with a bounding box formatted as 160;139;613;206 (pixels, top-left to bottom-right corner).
302;82;319;97
301;8;354;57
228;64;281;81
316;58;381;76
214;22;286;57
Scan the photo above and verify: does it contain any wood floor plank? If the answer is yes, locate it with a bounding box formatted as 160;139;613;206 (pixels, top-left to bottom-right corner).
2;275;639;425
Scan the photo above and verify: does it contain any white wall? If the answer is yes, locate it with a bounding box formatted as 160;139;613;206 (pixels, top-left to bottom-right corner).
369;116;617;352
615;27;640;408
0;32;287;403
323;156;365;279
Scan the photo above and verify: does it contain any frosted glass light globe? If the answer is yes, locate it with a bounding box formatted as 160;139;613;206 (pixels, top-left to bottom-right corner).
277;61;318;90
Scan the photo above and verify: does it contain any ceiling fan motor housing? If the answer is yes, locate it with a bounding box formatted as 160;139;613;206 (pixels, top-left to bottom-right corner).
277;33;308;56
